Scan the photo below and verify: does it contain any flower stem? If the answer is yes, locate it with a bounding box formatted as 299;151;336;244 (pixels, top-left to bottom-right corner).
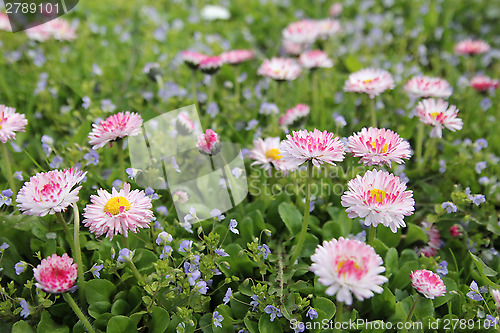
289;161;313;265
56;212;75;253
62;293;96;333
208;75;215;107
1;143;16;197
128;261;145;285
312;69;319;123
369;97;377;128
117;140;126;181
334;300;343;333
368;225;377;246
415;122;424;168
234;65;241;104
191;69;199;112
72;204;86;307
406;295;420;321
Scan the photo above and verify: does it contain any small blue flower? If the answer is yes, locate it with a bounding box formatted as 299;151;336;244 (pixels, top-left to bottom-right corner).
160;245;172;259
49;156;64;169
210;209;225;221
156;232;173;245
294;322;305;333
471;195;486;206
83;150;99;166
475;161;487;174
215;248;229;257
90;263;103;278
223;287;232;304
306;308;318;320
0;189;13;206
117;248;134;263
258;244;271;259
19;299;30;318
437;261;448;276
144;187;159;200
13;171;23;180
0;242;9;252
441;202;457;213
250;295;260;310
14;261;27;275
196;280;208;294
229;219;239;234
126;168;137;179
264;305;282;322
179;240;193;252
259;102;279;115
466;281;484;301
156;206;168;215
212;311;224;328
82;96;91;109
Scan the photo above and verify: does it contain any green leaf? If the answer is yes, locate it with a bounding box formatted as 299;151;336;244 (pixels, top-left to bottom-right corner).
37;311;69;333
360;321;386;333
385;248;399;276
88;301;111;319
12;320;34;333
470;252;500;288
150;306;170;333
344;55;363;72
391;261;419;289
415;297;434;318
106;315;137;333
403;224;428;246
244;317;258;333
377;226;401;248
111;299;131;315
86;279;116;304
278;202;302;235
312;297;336;320
258;314;283;333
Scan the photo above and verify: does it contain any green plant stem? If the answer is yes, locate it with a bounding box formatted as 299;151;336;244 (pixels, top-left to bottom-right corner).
415;122;424;168
422;137;436;167
368;225;376;246
56;212;75;254
406;295;420;321
289;161;313;265
369;97;377;128
123;236;130;250
1;143;16;196
118;140;126;181
128;261;145;285
234;65;240;104
72;204;86;307
335;300;343;333
191;69;199;111
62;293;96;333
312;69;319;124
208;75;216;107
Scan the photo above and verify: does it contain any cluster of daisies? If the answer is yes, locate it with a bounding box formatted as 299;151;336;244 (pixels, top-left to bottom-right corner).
181;49;254;75
0;14;76;41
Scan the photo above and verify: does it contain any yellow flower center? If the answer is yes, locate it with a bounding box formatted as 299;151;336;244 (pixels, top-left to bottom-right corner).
371;141;389;153
363;79;374;84
265;148;282;160
104;196;131;215
0;119;3;129
337;259;361;277
369;189;387;203
430;112;441;119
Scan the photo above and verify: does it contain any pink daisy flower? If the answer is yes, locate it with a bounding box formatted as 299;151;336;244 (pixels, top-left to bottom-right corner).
0;12;12;31
17;168;86;217
176;112;195;135
196;129;221;155
181;50;208;70
257;58;302;81
343;68;395;98
282;20;320;46
417;222;441;258
404;76;453;99
298;50;334;69
25;19;76;41
416;98;463;138
347;127;412;167
283;40;304;56
329;3;343;16
470;75;499;91
310;237;388;305
83;183;153;240
0;105;28;143
33;253;77;293
410;269;446;299
315;19;341;40
172;191;189;204
249;137;290;171
491;289;500;311
279;104;310;129
341;170;415;233
198;56;223;75
220;50;254;65
454;39;490;55
88;111;143;149
279;129;345;168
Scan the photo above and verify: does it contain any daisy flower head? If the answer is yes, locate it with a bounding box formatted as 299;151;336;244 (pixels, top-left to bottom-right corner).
298;50;334;69
341;170;415;233
347;127;412;167
257;57;302;81
343;68;395;98
454;39;490;55
196;129;221;155
282;20;320;46
470;75;499;91
329;3;343;16
88;111;143;149
279;129;345;168
416;98;463;138
283;39;304;56
25;19;76;42
198;56;223;75
175;112;195;135
17;168;86;217
0;12;12;31
0;105;28;143
279;104;310;129
418;221;442;258
33;253;77;293
410;269;446;299
310;237;388;305
491;289;500;311
181;50;208;70
83;183;154;240
404;76;453;99
249;137;289;171
220;49;254;65
315;19;341;40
